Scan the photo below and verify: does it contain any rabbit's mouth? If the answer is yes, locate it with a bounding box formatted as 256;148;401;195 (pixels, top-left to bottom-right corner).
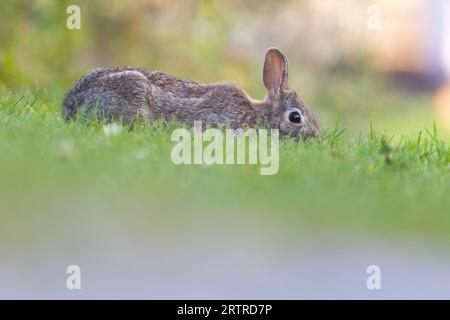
278;122;320;139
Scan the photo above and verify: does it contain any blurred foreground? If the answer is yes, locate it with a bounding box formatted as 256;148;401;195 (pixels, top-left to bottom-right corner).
1;93;449;298
2;201;450;299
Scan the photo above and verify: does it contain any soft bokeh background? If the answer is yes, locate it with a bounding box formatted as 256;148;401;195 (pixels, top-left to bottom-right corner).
1;0;450;136
1;0;450;299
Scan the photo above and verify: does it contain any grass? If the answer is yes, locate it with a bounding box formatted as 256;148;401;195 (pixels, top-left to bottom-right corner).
0;91;449;243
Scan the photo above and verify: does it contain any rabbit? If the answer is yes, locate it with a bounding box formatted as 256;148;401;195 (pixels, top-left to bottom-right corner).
62;47;321;138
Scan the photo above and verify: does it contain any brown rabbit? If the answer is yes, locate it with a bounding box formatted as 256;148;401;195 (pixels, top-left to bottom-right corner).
63;48;321;138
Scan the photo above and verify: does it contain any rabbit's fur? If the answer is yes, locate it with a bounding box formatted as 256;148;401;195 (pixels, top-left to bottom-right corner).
63;48;321;138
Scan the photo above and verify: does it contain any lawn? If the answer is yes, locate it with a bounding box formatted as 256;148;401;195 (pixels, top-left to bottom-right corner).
1;91;449;244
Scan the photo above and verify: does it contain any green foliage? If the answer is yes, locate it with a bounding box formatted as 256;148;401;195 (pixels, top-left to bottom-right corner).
0;93;449;240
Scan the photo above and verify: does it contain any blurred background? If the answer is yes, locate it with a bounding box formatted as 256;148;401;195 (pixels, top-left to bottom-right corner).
0;0;449;136
1;0;450;299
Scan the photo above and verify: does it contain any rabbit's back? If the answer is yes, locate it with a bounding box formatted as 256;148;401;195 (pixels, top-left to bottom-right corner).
63;67;252;126
63;67;157;123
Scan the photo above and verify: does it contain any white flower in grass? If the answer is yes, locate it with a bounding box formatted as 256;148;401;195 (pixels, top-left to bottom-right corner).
135;148;150;160
57;139;75;160
103;123;122;137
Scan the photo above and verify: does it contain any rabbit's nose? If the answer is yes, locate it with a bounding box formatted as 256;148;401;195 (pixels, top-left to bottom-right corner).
306;123;321;138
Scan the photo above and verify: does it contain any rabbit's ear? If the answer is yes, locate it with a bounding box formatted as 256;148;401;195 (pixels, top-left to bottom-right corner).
263;48;289;99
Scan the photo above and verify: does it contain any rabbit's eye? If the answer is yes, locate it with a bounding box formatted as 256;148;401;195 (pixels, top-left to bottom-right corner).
288;111;302;124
